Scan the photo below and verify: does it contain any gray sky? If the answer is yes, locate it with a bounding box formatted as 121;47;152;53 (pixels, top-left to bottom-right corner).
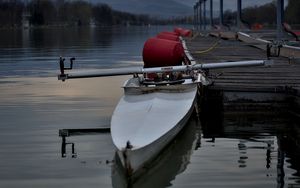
176;0;288;10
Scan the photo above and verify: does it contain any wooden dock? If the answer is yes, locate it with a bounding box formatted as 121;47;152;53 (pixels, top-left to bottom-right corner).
186;32;300;114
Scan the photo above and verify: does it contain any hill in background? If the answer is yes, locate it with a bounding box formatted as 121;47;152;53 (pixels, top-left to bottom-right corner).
88;0;192;18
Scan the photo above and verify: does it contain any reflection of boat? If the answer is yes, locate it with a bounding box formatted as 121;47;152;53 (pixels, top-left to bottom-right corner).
112;117;200;188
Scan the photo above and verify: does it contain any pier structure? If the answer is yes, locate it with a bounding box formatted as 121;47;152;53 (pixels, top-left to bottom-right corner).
190;0;300;115
188;34;300;110
195;0;211;31
194;0;286;31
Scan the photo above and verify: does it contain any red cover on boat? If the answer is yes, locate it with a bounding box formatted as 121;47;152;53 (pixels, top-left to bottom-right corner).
174;27;192;37
156;32;180;41
143;37;184;68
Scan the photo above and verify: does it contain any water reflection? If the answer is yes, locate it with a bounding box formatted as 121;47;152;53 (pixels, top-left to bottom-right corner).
111;116;201;188
0;26;168;77
27;27;113;49
61;135;77;158
200;108;300;188
0;29;23;48
59;128;111;158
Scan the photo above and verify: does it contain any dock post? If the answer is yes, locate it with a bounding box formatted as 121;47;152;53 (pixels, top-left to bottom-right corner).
219;0;224;27
210;0;213;29
276;0;284;40
194;4;197;30
237;0;242;29
199;0;202;30
196;3;199;31
198;2;201;31
194;3;198;31
203;0;206;30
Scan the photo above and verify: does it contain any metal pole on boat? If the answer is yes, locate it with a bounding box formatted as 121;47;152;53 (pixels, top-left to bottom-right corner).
194;60;271;70
276;0;284;40
237;0;242;29
58;60;272;81
210;0;213;29
219;0;224;27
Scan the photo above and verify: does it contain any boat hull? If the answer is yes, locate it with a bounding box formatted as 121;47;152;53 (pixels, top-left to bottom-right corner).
117;99;195;177
111;78;198;177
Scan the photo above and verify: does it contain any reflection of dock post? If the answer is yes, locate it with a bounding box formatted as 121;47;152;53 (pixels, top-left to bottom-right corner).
61;136;66;158
277;137;285;188
266;142;271;169
22;12;31;29
60;130;77;158
59;128;110;158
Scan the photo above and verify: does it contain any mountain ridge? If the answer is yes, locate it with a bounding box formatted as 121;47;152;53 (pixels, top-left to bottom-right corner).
88;0;192;18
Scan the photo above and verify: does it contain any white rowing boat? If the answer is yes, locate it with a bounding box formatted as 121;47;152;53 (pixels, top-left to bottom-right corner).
112;115;200;188
57;38;271;179
111;77;199;177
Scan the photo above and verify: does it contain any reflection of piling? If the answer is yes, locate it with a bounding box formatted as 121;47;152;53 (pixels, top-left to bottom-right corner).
22;12;31;29
59;128;110;158
61;136;76;158
277;137;285;188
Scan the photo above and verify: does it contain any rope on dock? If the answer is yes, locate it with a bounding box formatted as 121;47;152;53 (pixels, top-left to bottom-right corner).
195;39;221;54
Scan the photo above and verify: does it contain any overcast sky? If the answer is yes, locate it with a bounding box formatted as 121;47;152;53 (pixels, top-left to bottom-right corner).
177;0;288;10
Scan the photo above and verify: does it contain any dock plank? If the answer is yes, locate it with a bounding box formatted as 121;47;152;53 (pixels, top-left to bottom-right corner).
187;34;300;94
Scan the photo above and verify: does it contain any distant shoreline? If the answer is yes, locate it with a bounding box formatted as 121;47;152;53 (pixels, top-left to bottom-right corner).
0;23;191;31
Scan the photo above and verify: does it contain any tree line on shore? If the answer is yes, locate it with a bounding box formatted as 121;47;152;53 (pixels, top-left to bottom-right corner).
1;0;299;29
0;0;192;28
222;0;299;28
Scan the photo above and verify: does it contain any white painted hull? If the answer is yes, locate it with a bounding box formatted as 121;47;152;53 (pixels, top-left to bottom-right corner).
111;78;198;176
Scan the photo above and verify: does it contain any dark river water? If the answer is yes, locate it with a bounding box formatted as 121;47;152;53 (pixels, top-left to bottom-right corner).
0;26;300;188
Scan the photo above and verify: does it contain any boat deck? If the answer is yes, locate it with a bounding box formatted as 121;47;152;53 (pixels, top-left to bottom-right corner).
186;32;300;112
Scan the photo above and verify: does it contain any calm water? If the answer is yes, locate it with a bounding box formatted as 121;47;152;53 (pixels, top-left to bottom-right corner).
0;26;300;188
